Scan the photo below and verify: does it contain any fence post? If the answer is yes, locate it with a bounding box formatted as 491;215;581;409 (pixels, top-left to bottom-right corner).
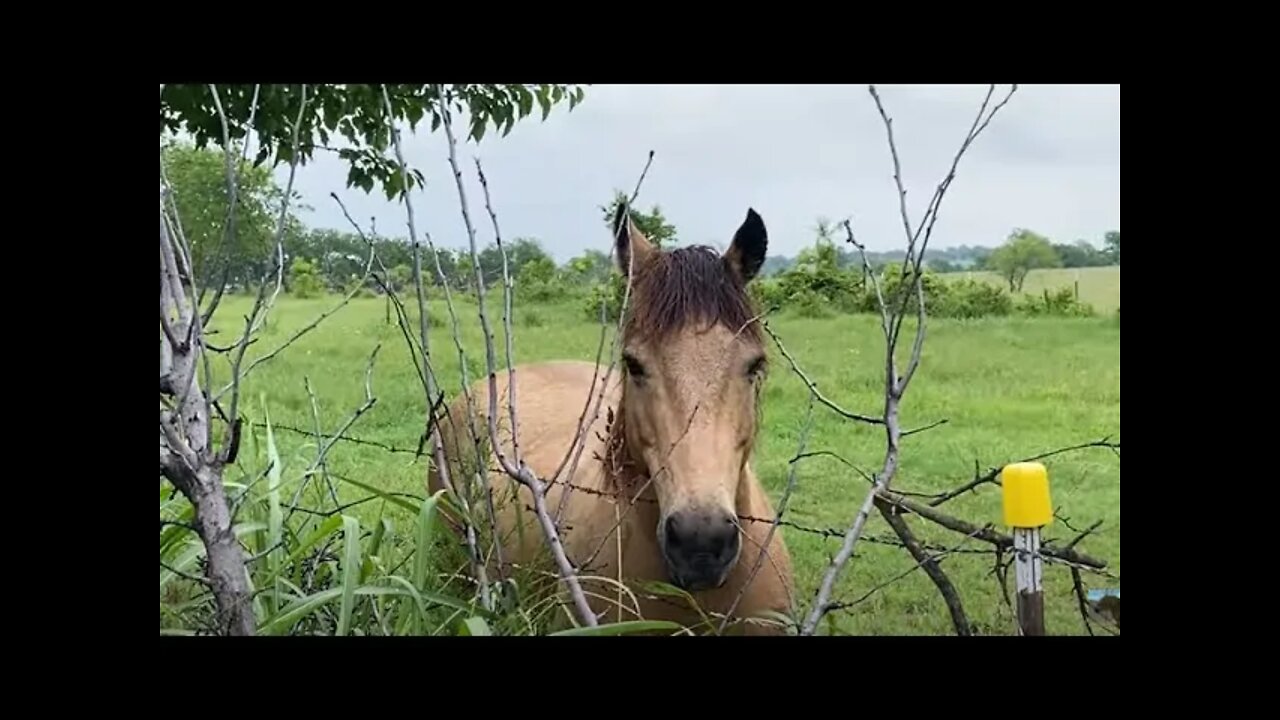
1001;461;1052;636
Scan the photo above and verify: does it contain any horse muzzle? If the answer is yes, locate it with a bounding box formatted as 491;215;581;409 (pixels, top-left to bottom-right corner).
659;508;741;591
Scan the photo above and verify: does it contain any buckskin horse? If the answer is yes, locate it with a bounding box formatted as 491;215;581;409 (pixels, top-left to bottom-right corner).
428;205;795;635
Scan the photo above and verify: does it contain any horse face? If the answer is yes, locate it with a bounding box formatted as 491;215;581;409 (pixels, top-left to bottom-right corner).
612;205;768;591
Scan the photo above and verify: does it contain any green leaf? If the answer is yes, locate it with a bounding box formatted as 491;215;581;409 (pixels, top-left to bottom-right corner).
536;87;551;121
336;515;361;636
516;86;533;118
636;580;693;601
334;474;421;513
362;516;391;583
549;620;683;637
414;490;445;593
458;616;492;636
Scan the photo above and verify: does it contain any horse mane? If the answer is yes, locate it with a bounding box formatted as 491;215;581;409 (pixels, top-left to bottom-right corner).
622;245;764;345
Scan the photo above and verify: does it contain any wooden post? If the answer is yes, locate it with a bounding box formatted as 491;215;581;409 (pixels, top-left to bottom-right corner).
1001;461;1052;636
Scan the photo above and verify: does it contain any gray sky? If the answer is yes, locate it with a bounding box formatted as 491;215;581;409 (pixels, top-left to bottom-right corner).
280;84;1120;263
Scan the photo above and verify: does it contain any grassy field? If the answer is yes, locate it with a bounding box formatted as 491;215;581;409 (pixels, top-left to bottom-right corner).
954;266;1121;314
195;284;1120;636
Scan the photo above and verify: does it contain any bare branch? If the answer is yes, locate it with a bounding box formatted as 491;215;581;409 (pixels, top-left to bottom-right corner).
799;85;1018;635
874;497;971;635
551;153;653;524
880;490;1107;569
379;85;435;402
438;89;590;623
762;321;884;426
366;90;495;617
474;158;524;473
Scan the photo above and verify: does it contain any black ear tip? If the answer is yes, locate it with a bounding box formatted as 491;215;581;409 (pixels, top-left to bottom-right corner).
612;203;629;238
742;207;766;236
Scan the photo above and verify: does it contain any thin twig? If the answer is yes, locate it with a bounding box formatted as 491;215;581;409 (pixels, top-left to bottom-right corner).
826;525;987;614
552;151;655;525
438;89;590;624
762;321;883;426
927;437;1120;508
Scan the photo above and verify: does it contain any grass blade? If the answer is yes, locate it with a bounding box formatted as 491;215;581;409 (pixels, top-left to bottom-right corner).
337;515;361;636
334;474;420;513
549;620;683;637
414;490;445;592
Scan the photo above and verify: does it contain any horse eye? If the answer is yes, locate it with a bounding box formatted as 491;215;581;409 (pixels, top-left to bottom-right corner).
623;354;646;379
746;356;766;378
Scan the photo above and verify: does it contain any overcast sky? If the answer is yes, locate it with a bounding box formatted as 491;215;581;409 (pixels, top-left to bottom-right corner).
280;84;1120;263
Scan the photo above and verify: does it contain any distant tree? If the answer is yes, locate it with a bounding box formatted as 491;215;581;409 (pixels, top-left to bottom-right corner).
928;258;959;273
287;257;325;298
479;237;551;285
582;192;680;321
988;228;1061;292
161;139;304;292
1103;230;1120;264
1053;240;1108;268
517;255;558;286
600;190;677;249
565;250;612;285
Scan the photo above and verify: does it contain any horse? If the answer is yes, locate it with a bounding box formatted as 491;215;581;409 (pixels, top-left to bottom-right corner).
428;204;795;635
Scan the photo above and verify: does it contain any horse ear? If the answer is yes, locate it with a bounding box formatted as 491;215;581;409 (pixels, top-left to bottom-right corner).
724;208;767;282
612;202;656;276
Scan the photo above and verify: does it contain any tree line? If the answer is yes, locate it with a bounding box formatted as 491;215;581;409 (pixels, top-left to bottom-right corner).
163;136;1118;321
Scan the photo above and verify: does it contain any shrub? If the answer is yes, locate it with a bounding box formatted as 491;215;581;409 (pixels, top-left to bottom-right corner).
342;276;377;299
581;273;626;322
1016;286;1095;317
935;277;1013;319
791;289;835;318
862;267;1016;320
288;258;326;299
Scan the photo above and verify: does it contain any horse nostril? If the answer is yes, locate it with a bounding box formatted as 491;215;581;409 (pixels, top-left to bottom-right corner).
709;521;738;559
665;514;684;549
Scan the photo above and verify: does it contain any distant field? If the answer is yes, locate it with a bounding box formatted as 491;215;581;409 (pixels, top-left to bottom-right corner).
203;293;1121;635
952;266;1120;314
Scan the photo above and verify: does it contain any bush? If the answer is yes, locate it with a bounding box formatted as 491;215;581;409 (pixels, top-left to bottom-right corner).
1016;286;1095;317
934;277;1013;319
791;289;835;318
860;267;1016;320
581;273;626;322
519;279;570;304
288;258;326;299
342;276;377;299
522;309;545;328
